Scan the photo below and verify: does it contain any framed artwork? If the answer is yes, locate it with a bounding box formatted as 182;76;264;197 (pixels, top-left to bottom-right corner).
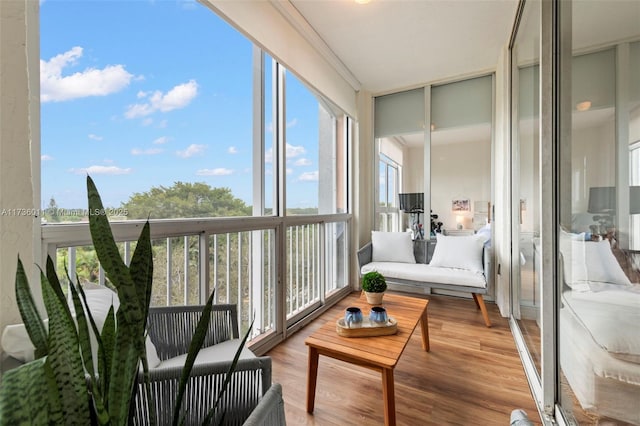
452;199;470;212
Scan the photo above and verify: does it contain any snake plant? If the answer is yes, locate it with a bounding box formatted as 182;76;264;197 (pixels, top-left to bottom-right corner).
0;176;249;425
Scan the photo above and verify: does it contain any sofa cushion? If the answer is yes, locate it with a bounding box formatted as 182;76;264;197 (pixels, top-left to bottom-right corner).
69;283;161;369
361;262;487;289
1;320;49;363
154;338;256;370
429;233;485;274
371;231;416;264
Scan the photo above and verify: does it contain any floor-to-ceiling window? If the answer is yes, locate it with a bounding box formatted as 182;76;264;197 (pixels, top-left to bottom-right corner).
557;3;640;424
431;76;493;234
510;0;542;379
374;88;425;233
510;1;640;424
39;0;352;348
377;153;400;232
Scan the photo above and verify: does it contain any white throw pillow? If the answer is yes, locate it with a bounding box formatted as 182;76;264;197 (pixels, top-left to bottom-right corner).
78;284;161;369
371;231;416;264
567;240;631;288
429;233;485;273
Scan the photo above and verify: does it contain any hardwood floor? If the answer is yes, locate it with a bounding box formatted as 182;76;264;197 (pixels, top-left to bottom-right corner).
265;290;541;425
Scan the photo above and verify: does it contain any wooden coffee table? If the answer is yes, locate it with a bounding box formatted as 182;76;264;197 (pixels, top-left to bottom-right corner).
305;292;429;426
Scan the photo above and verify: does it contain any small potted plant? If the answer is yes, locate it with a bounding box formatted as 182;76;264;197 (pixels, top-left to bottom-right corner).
361;271;387;304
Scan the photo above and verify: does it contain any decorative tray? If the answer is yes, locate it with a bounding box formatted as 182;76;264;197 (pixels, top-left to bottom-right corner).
336;317;398;338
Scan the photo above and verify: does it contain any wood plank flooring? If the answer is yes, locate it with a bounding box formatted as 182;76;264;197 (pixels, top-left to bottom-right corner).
266;290;541;425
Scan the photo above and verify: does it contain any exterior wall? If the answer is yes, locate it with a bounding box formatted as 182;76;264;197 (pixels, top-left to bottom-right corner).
0;0;42;361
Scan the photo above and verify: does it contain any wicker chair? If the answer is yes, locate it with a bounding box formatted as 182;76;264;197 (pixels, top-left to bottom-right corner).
131;304;285;426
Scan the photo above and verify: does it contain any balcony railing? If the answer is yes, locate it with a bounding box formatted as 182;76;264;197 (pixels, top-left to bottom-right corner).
41;214;351;347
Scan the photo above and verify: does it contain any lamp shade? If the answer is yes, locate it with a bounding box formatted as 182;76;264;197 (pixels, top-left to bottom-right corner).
587;186;616;213
631;186;640;215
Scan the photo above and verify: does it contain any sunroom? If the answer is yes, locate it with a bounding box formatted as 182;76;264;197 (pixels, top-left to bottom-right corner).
1;1;639;425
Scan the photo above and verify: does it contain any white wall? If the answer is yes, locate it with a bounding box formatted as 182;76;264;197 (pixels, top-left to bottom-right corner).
403;146;424;193
431;135;491;230
0;0;42;359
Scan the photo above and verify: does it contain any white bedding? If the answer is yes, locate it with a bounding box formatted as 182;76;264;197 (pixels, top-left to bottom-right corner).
563;285;640;364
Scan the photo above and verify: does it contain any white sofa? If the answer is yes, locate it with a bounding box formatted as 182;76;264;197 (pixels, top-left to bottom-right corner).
358;231;493;327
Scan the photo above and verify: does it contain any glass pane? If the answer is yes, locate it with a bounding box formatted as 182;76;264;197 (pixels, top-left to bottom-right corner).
263;54;275;215
284;71;344;215
431;76;492;235
558;3;640;424
325;221;349;294
511;0;541;379
40;1;256;220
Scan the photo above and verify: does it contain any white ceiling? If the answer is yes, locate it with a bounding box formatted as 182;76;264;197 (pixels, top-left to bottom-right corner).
286;0;519;94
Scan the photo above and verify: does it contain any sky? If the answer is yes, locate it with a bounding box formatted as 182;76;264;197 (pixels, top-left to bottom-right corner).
40;0;322;211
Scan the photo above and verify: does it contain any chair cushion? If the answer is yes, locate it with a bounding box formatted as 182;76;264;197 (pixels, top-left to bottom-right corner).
154;339;256;370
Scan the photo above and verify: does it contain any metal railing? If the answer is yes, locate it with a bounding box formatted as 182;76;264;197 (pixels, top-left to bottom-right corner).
41;214;351;344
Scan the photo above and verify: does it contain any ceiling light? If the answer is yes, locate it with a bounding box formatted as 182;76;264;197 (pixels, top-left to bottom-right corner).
576;101;592;112
355;0;371;4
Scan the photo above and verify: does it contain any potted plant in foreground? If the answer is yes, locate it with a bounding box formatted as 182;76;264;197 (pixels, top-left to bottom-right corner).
0;176;251;425
362;271;387;304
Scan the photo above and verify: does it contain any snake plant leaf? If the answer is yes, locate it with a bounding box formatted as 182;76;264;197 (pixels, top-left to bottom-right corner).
204;316;256;426
100;304;116;399
46;256;75;326
128;220;153;322
41;269;91;425
68;280;96;380
14;256;48;359
87;175;143;327
172;290;217;426
88;380;111;426
103;221;149;423
127;220;157;424
107;321;141;425
76;281;109;393
44;356;66;425
0;357;50;425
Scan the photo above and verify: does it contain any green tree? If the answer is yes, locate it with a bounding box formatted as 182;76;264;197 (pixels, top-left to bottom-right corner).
122;182;251;219
44;197;60;222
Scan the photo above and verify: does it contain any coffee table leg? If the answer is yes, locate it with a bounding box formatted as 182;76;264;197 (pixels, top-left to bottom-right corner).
307;346;319;413
420;308;430;352
382;367;396;426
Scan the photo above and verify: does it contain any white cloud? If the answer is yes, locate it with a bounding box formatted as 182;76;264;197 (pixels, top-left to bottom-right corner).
142;118;154;127
265;143;306;163
298;171;319;182
41;46;134;102
286;168;293;175
265;119;297;133
196;168;234;176
286;143;305;158
176;143;205;158
227;146;238;154
88;134;103;141
69;165;132;175
153;136;170;145
41;154;54;161
294;158;311;166
125;80;198;119
131;148;163;156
